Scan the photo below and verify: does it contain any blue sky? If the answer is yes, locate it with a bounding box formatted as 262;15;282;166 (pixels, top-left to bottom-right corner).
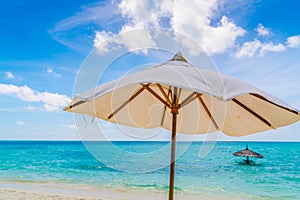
0;0;299;141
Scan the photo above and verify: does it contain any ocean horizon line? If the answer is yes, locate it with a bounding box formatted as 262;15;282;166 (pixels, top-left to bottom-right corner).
0;139;299;143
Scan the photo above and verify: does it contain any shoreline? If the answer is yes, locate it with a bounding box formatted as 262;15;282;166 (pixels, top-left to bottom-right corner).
0;181;166;200
0;181;245;200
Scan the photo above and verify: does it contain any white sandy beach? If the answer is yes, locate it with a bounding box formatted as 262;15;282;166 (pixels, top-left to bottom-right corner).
0;181;193;200
0;183;164;200
0;181;245;200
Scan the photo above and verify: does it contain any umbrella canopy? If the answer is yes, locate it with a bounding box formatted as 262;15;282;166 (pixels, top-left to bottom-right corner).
233;145;263;164
64;52;300;200
233;149;263;158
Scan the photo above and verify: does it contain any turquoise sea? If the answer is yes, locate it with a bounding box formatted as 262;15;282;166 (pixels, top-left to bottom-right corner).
0;141;299;199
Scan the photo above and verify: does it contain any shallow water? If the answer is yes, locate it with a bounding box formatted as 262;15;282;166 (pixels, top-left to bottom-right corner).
0;141;299;199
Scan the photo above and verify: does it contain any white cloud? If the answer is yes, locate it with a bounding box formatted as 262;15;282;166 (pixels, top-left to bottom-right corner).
94;28;157;54
5;71;15;79
93;30;114;52
119;26;157;53
92;0;245;55
234;39;262;58
49;1;121;51
51;2;120;32
47;68;62;78
52;0;299;58
255;23;270;36
286;35;300;48
259;42;286;56
0;84;71;111
235;39;288;58
118;0;160;26
16;121;26;126
170;1;245;54
235;24;300;59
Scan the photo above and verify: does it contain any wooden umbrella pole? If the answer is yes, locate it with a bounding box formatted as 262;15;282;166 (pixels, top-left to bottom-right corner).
169;110;177;200
169;87;178;200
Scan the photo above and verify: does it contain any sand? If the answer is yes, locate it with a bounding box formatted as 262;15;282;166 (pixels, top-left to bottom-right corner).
0;181;210;200
0;180;250;200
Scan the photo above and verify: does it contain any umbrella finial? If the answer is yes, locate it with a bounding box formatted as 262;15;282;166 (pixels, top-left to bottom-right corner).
170;51;188;62
246;144;249;150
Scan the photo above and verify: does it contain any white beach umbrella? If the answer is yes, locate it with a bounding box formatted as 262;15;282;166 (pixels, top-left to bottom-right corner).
64;52;300;200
